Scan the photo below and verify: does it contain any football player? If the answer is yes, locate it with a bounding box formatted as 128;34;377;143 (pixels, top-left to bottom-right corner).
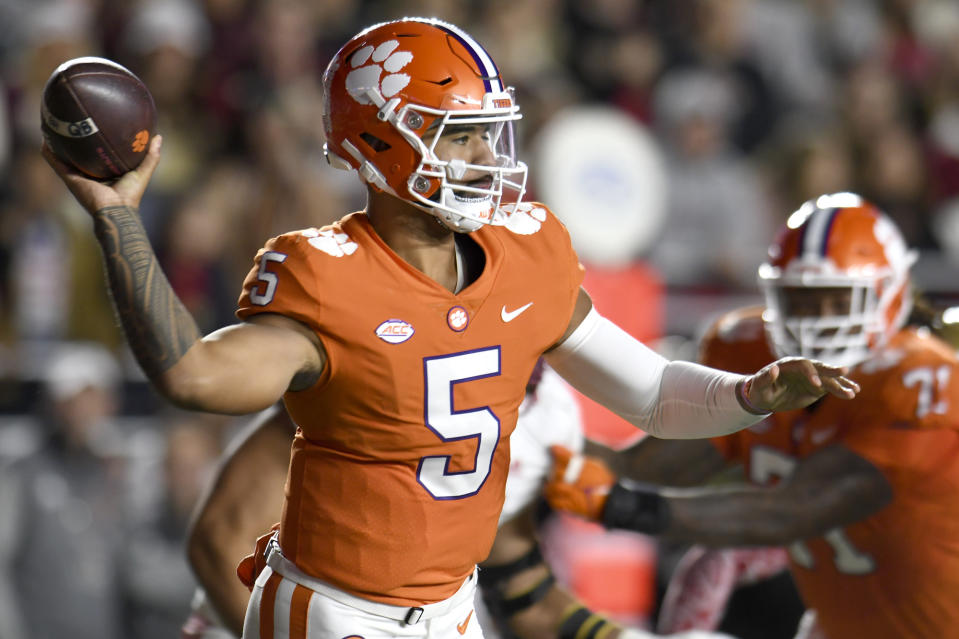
547;193;959;639
44;18;857;639
181;363;732;639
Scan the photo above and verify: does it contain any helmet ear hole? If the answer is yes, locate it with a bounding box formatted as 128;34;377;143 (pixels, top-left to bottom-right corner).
359;132;391;152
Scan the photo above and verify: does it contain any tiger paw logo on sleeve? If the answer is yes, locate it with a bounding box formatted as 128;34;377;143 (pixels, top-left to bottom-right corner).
502;202;547;235
303;228;358;257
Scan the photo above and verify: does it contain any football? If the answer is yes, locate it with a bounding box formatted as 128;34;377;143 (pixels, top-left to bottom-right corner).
41;56;157;180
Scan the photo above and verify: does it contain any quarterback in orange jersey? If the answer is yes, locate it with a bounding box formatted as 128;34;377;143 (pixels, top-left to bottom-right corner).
547;193;959;639
180;367;734;639
43;16;857;639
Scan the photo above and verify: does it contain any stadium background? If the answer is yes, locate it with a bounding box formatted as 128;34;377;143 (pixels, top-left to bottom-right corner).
1;0;958;637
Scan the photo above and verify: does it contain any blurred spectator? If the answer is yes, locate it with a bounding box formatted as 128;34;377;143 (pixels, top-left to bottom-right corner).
118;0;215;238
860;122;935;248
369;0;471;28
803;0;882;67
561;0;649;105
478;0;564;84
918;2;959;206
762;125;855;218
192;0;259;146
606;28;664;125
0;74;10;177
474;0;580;140
648;68;772;289
5;2;98;144
0;1;119;366
932;196;959;264
658;0;780;154
123;416;221;639
840;60;910;153
0;342;127;639
739;0;835;118
0;148;123;361
877;0;940;96
156;168;246;334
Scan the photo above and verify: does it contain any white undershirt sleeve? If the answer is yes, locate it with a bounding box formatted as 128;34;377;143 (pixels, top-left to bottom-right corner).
544;307;766;439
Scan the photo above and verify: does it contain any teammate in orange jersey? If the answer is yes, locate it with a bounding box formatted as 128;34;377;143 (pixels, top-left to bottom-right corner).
181;365;733;639
547;193;959;639
44;17;857;639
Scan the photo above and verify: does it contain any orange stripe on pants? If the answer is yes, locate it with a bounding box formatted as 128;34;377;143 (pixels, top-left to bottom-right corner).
260;571;283;639
289;584;312;639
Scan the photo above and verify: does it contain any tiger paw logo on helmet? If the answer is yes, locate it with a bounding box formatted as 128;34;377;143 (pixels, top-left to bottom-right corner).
345;40;413;106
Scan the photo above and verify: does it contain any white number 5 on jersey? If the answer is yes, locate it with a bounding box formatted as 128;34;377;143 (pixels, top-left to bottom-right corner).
420;348;501;499
249;251;287;306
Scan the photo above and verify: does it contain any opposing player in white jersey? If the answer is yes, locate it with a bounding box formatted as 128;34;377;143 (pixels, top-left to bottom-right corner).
183;363;732;639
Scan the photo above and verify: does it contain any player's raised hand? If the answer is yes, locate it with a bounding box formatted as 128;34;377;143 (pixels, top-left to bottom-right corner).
544;445;617;521
41;134;162;215
742;356;860;414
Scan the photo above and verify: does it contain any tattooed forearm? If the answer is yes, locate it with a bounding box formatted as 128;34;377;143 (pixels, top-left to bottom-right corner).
94;205;201;378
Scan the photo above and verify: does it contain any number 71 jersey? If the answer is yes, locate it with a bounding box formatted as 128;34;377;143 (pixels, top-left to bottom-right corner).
236;205;583;606
702;306;959;639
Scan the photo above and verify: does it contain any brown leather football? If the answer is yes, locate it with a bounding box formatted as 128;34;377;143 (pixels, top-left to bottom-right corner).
41;57;157;180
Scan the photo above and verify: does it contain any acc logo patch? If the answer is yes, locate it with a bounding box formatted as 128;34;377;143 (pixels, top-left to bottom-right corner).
375;319;415;344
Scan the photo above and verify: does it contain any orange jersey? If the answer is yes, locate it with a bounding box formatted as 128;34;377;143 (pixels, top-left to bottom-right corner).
701;307;959;639
236;204;582;606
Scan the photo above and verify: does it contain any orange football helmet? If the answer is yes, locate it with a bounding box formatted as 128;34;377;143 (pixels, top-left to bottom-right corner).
758;192;917;368
322;18;527;232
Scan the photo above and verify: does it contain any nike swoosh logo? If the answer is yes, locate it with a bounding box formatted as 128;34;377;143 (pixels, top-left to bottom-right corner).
457;610;473;635
501;302;533;322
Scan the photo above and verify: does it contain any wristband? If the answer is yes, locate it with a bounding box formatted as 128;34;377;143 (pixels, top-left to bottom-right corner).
497;573;556;616
557;603;618;639
480;571;556;620
601;480;670;535
479;545;544;587
736;377;768;415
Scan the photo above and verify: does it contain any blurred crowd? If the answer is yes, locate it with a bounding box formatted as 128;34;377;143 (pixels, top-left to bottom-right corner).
2;0;959;637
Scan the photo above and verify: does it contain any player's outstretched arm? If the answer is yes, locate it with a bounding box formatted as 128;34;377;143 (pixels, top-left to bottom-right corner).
656;443;889;547
585;437;729;487
186;406;294;635
42;138;324;414
545;289;859;439
546;445;891;546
